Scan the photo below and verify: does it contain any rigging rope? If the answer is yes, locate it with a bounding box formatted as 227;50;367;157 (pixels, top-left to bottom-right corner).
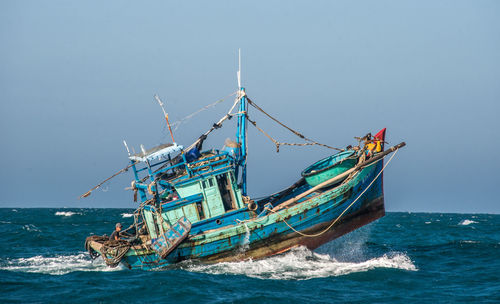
152;95;242;175
265;149;399;237
246;115;323;152
185;95;241;152
246;97;343;151
169;91;238;131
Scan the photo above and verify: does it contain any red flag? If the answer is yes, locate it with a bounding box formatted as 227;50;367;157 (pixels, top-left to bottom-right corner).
374;128;386;151
374;128;386;142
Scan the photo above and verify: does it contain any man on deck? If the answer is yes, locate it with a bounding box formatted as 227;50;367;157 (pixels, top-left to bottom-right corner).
109;223;122;241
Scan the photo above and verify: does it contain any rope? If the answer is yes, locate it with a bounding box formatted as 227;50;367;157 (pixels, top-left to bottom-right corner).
265;149;399;237
85;235;108;260
184;96;241;152
170;91;238;131
246;115;337;153
85;235;131;267
246;97;343;151
100;240;131;267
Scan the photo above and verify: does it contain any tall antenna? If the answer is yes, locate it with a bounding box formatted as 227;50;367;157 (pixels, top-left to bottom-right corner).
237;48;241;89
154;94;176;144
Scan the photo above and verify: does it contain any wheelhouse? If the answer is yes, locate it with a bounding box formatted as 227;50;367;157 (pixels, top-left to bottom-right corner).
128;143;246;236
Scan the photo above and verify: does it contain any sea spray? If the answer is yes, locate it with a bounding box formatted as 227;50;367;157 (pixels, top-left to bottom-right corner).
459;219;478;226
239;222;251;252
184;246;416;280
317;224;373;263
22;224;41;232
55;211;80;217
0;253;125;275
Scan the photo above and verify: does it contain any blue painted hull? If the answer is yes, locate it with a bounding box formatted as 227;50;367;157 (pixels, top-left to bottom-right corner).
119;161;385;270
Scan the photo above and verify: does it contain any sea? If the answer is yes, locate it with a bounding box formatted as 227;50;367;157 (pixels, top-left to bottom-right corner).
0;209;498;303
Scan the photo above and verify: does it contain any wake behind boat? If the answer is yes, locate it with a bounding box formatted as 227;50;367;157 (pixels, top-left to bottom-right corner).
82;56;405;270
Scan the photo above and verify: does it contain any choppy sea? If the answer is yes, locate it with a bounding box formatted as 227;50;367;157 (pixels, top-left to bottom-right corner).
0;209;498;303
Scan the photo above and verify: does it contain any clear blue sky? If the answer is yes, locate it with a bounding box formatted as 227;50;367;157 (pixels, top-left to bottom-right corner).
1;1;499;213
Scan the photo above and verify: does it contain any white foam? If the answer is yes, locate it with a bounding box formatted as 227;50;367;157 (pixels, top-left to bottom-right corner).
239;223;250;252
22;224;41;232
121;213;134;218
184;246;417;280
459;219;477;226
0;253;125;275
55;211;80;217
461;240;479;244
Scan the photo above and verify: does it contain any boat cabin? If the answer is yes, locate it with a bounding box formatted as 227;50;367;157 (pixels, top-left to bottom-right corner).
128;142;245;235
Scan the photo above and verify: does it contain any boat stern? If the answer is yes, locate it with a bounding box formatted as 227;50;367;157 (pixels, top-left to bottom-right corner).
84;235;131;268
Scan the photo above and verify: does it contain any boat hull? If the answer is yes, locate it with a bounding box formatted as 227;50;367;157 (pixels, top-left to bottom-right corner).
200;195;384;264
89;160;385;270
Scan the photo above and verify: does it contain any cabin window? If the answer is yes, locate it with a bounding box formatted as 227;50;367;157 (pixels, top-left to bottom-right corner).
202;180;207;189
208;178;214;187
196;202;205;220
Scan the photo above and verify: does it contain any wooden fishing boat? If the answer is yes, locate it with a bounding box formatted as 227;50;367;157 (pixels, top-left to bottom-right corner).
83;57;405;270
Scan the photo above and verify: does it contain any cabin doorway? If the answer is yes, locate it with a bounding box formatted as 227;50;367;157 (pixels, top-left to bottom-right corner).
216;174;235;211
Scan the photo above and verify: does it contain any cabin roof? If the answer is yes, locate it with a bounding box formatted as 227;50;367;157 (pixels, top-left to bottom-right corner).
129;143;183;162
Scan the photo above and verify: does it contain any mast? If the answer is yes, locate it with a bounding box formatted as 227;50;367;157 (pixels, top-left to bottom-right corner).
236;49;248;196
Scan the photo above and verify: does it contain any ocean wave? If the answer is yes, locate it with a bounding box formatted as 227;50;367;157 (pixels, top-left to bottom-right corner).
459;219;477;226
121;213;134;218
183;246;417;280
22;224;41;232
0;253;124;275
55;211;80;217
461;240;479;244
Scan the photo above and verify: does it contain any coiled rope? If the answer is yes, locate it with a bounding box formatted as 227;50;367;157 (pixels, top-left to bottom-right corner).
85;235;131;268
265;149;399;238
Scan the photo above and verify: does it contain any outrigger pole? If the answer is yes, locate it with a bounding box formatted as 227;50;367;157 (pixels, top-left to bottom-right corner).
236;49;248;196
